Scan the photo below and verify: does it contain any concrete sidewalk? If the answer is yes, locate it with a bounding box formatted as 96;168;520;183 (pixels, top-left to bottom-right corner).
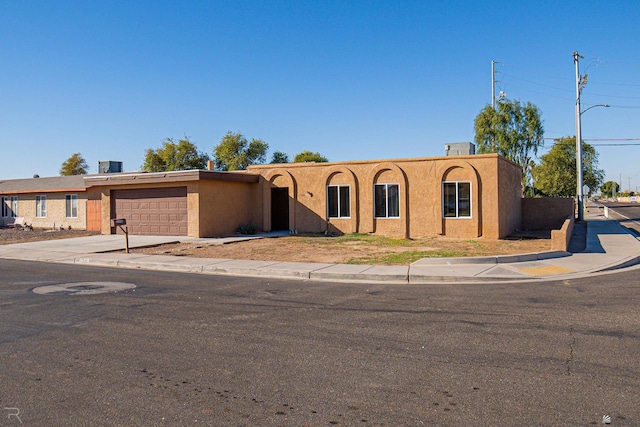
1;208;639;284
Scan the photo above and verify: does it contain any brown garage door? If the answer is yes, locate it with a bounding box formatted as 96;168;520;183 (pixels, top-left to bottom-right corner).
111;187;188;236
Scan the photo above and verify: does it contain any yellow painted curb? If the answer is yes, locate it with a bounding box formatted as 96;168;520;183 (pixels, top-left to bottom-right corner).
519;265;575;276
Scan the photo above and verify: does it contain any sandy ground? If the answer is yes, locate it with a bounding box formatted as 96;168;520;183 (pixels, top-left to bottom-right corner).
0;227;100;244
0;227;553;266
129;233;553;265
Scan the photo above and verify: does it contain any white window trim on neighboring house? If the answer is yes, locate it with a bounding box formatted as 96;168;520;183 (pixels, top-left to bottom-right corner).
374;183;400;218
66;194;78;218
11;196;18;218
443;181;472;218
36;195;47;218
327;185;351;219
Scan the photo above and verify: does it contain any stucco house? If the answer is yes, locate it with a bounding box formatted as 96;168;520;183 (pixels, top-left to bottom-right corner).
247;153;522;239
0;175;102;230
2;150;526;240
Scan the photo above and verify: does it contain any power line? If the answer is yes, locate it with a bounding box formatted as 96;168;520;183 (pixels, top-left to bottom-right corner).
586;80;640;88
584;138;640;141
497;60;640;104
606;104;640;109
581;91;640;100
591;143;640;146
501;74;573;93
502;83;575;101
542;138;640;145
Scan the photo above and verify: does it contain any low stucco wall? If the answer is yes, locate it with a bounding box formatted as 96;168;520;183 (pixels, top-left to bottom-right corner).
522;197;574;230
551;215;574;251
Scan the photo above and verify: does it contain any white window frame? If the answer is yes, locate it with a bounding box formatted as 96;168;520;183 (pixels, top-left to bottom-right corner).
65;194;78;218
36;195;47;218
374;183;400;219
11;196;18;218
442;181;472;218
327;185;351;219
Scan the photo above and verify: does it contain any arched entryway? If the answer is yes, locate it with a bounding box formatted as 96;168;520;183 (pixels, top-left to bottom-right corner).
270;187;289;231
262;169;297;232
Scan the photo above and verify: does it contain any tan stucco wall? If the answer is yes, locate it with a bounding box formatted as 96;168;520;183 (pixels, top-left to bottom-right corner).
496;158;524;238
522;197;574;230
551;215;574;251
196;180;258;237
248;154;523;239
99;187;112;235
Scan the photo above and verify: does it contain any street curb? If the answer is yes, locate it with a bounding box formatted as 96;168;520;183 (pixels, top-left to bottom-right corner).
411;250;570;266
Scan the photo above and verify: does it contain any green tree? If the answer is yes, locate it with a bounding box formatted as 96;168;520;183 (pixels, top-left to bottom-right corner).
600;180;620;198
142;137;209;172
60;153;89;175
474;99;544;193
532;136;604;197
294;151;328;163
270;151;290;164
213;131;268;171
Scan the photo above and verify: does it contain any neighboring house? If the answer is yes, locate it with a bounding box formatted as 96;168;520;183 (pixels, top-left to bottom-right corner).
0;149;526;239
0;175;101;230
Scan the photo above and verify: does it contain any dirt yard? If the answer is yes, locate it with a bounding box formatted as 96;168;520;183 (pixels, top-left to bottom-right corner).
129;232;553;265
0;227;100;245
0;227;553;266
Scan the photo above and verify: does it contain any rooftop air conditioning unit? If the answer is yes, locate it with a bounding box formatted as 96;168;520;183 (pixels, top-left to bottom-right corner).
445;142;475;156
98;161;123;174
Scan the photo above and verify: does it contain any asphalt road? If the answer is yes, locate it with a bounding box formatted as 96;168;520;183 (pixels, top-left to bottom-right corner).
598;201;640;236
1;259;639;426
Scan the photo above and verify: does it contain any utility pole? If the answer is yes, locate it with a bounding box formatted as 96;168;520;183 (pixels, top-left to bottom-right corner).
620;173;622;197
574;51;585;221
491;60;501;110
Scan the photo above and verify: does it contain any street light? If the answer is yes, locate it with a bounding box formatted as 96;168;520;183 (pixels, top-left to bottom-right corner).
582;103;610;114
574;51;610;221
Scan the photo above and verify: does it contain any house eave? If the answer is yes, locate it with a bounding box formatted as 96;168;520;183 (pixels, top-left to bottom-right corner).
84;169;260;187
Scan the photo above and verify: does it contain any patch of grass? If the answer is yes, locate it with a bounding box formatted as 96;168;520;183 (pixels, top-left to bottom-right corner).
347;249;467;265
325;233;417;247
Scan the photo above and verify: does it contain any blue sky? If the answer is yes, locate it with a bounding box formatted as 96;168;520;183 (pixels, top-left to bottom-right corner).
2;1;639;191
